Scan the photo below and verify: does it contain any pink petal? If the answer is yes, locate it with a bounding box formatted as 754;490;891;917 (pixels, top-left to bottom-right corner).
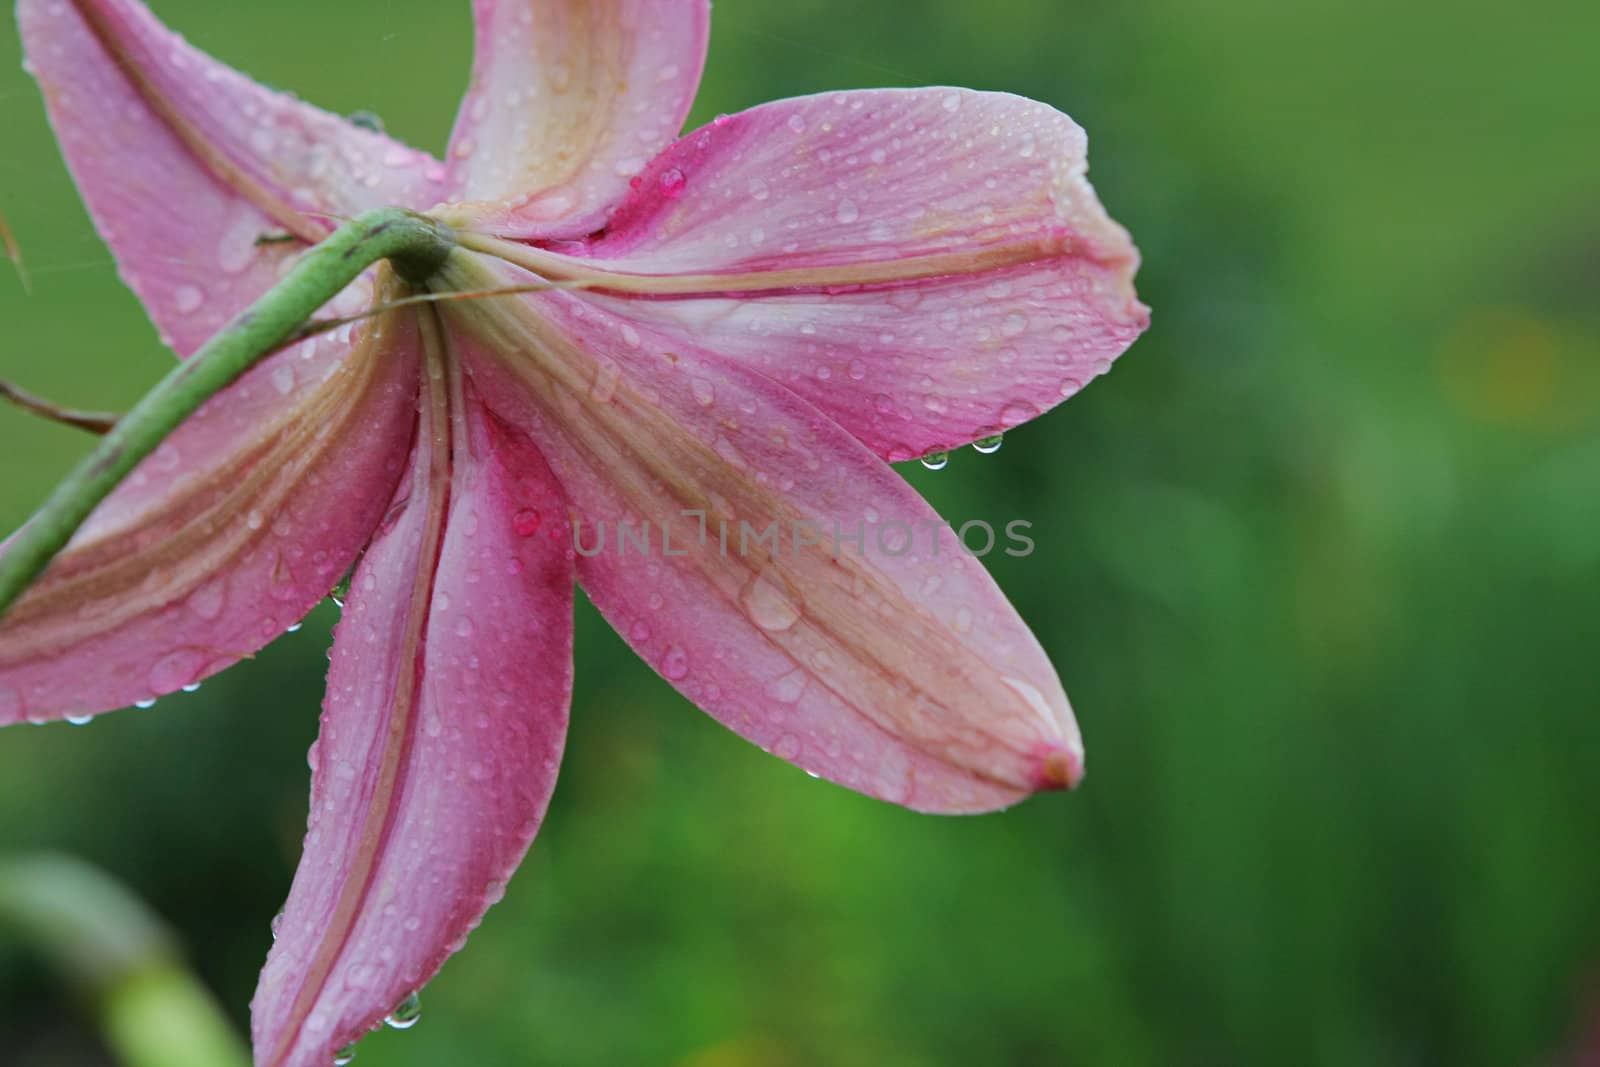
17;0;449;355
250;363;574;1067
442;254;1082;813
0;311;421;726
444;0;709;236
496;88;1147;459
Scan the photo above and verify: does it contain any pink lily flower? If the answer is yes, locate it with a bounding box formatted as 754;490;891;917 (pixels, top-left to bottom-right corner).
4;0;1147;1063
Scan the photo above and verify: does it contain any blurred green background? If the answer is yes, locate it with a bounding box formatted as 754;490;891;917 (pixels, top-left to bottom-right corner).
2;0;1597;1064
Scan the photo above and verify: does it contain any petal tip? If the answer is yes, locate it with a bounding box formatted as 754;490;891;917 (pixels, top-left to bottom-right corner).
1035;744;1085;792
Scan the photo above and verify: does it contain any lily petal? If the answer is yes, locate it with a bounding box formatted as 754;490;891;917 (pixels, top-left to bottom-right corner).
0;305;420;726
466;88;1147;459
443;253;1081;813
18;0;448;355
445;0;710;236
251;326;573;1067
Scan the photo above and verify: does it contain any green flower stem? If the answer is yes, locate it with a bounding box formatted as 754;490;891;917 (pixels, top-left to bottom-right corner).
0;854;250;1067
0;207;454;621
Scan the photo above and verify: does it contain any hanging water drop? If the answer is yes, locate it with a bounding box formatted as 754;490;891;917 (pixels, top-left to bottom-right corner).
181;682;202;694
329;572;353;609
65;714;93;726
920;452;950;471
385;990;422;1030
973;434;1004;455
347;109;385;133
333;1044;357;1066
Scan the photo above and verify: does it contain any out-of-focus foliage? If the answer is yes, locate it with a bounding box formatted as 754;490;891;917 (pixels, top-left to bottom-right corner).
1;1;1596;1064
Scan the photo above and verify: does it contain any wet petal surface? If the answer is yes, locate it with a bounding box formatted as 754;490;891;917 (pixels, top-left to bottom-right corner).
18;0;448;355
0;307;421;726
459;89;1146;458
251;330;574;1066
446;0;709;237
443;253;1082;812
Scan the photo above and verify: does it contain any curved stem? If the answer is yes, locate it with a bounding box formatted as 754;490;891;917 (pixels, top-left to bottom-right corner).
0;853;251;1067
0;207;454;621
0;379;120;434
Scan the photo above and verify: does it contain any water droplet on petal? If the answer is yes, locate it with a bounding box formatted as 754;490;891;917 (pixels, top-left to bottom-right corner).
766;669;808;705
999;401;1039;428
835;199;860;224
333;1044;357;1066
591;359;621;403
920;452;950;471
740;569;803;632
65;714;93;726
148;650;203;694
660;646;690;681
973;434;1005;455
188;582;226;620
512;509;541;537
174;284;204;314
218;214;259;274
657;167;686;199
385;990;422;1030
941;92;962;112
271;364;296;396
